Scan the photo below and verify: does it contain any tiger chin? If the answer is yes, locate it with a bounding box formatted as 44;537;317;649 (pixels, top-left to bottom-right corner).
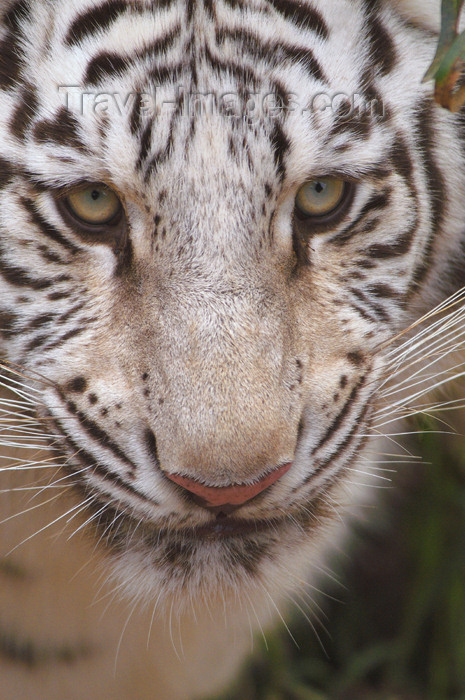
1;0;465;698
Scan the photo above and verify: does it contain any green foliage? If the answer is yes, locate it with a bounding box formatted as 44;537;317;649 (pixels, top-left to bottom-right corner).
212;423;465;700
424;1;465;111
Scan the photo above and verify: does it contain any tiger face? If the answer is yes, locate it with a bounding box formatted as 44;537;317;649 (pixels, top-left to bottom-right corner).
1;0;464;606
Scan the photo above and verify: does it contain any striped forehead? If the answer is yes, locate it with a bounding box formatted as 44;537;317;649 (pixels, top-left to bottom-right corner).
25;0;375;104
7;0;404;188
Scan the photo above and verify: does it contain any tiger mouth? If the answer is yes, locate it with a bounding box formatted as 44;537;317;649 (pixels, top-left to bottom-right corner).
162;514;285;540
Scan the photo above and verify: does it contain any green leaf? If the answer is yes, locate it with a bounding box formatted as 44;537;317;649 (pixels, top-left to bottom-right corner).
423;0;465;111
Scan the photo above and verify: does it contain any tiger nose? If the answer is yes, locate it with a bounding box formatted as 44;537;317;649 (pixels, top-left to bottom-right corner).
164;462;292;511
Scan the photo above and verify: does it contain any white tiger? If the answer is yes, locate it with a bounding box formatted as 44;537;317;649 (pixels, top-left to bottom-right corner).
1;0;464;698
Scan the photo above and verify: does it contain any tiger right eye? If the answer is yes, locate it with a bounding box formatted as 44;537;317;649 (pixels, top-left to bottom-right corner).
65;183;122;226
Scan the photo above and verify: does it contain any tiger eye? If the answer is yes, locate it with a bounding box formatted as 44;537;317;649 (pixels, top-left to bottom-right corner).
65;184;122;225
295;178;346;218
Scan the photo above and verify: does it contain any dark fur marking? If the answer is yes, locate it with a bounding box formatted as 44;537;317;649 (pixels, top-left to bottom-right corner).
312;375;366;454
21;197;80;254
365;231;413;259
0;251;70;289
57;425;156;504
329;189;390;246
267;0;328;39
84;51;127;85
0;157;15;189
48;291;72;301
145;428;159;463
25;313;55;330
63;398;138;471
85;29;180;85
411;100;446;286
65;0;129;46
216;27;327;83
41;325;87;352
365;12;396;76
347;351;363;366
270;122;290;179
350;287;390;323
309;400;371;480
0;1;29;90
0;311;18;337
33;107;89;153
10;83;38;140
366;283;399;298
66;376;88;393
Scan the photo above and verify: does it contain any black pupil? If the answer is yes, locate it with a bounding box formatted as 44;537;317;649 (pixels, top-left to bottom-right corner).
314;182;324;194
91;190;101;201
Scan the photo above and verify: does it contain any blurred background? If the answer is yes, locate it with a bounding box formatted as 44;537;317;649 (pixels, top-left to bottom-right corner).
213;417;465;700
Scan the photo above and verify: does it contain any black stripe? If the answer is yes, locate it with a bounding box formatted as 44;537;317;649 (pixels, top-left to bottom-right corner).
350;287;390;323
59;301;87;324
149;61;184;86
222;0;246;8
25;314;55;331
143;114;176;181
186;0;196;23
361;135;418;261
20;197;80;254
366;283;399;298
129;93;142;135
328;104;373;139
216;27;326;83
33;107;89;153
270;122;290;180
0;157;15;189
307;400;371;483
145;428;159;464
329;189;391;246
48;290;72;301
65;0;129;46
349;302;377;325
204;45;261;90
0;629;90;668
24;332;54;353
365;232;413;259
38;244;68;265
10;83;38;140
84;51;127;85
365;11;396;77
0;33;22;90
56;424;155;503
63;397;138;472
0;0;29;89
0;310;19;337
3;0;30;33
390;133;414;181
411;100;446;286
84;29;180;85
203;0;215;19
0;249;70;289
136;121;153;170
267;0;328;39
41;325;88;352
312;375;366;454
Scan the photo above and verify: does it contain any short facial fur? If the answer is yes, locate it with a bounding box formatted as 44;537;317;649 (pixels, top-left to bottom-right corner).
1;0;465;613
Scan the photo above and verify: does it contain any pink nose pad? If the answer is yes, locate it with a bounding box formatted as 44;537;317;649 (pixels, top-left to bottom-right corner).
164;462;292;508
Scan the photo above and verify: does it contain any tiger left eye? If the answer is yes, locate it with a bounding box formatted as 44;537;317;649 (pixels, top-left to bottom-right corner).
295;177;348;220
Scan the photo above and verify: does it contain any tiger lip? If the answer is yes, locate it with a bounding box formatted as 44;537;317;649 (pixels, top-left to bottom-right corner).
179;515;285;540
